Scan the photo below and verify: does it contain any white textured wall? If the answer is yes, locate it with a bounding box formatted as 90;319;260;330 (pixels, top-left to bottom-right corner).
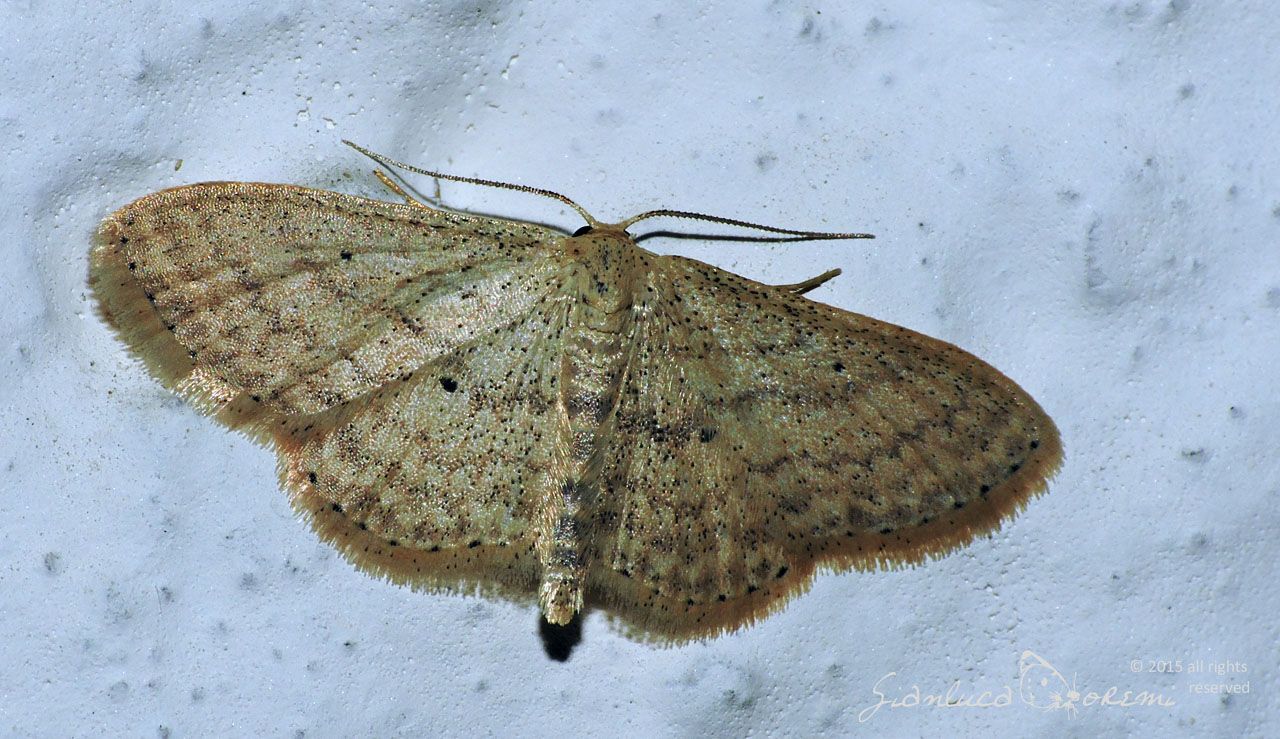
2;1;1275;735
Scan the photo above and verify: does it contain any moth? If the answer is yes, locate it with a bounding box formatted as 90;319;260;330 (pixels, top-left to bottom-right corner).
89;142;1061;642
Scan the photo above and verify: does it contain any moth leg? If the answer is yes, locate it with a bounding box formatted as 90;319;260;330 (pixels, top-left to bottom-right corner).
776;267;841;295
373;169;434;210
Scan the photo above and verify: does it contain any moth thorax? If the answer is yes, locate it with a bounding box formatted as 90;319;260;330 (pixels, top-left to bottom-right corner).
565;231;638;316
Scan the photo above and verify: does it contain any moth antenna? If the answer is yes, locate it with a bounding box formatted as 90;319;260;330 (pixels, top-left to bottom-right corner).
343;140;602;228
617;208;874;241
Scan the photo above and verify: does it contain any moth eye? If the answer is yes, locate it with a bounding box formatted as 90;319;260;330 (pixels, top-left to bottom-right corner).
572;226;593;237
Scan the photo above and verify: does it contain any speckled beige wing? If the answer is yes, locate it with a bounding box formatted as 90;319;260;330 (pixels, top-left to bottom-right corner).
588;252;1062;641
276;292;571;599
90;183;565;426
90;183;571;597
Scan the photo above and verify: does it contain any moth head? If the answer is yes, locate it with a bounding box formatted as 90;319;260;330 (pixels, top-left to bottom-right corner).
564;222;637;261
569;222;633;239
